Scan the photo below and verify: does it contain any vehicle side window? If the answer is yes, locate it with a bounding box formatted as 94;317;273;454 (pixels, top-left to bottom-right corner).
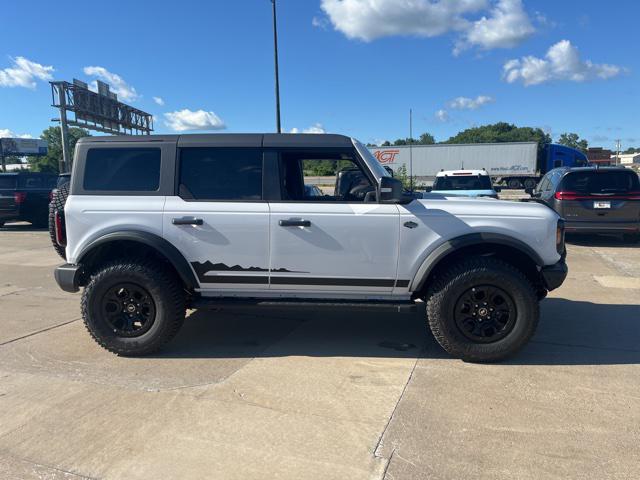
278;150;374;202
179;147;262;201
537;175;550;193
84;148;161;191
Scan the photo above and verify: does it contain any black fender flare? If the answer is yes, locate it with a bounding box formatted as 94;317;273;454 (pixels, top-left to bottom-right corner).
77;231;198;290
410;232;544;292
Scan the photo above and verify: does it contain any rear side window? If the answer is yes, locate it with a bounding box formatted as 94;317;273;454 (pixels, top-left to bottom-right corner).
179;148;262;201
561;171;640;194
0;176;17;189
84;148;161;191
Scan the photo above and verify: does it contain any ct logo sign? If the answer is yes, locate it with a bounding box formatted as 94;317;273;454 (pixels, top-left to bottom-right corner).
373;149;400;164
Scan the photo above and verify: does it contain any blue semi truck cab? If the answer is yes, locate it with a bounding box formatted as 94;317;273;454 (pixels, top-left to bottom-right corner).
503;143;588;189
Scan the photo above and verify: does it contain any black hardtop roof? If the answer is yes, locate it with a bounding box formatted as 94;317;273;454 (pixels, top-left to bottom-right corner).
76;133;354;149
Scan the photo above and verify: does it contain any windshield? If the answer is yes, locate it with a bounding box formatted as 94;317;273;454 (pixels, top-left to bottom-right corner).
561;171;640;194
353;139;391;180
433;175;493;191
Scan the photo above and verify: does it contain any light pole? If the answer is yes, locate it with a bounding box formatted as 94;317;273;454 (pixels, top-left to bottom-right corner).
271;0;282;133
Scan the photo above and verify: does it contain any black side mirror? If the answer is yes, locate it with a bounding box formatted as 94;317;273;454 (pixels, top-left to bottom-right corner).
423;186;433;193
524;187;534;196
379;176;403;203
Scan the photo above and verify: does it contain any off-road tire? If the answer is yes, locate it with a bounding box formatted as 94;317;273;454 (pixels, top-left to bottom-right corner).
81;260;186;356
425;256;539;363
48;183;69;259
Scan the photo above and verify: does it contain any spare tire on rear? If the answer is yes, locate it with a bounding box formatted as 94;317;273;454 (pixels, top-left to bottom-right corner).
49;183;69;260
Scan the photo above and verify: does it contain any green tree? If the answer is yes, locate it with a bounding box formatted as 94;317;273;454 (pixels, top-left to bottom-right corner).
29;126;91;173
389;132;436;146
623;147;640;154
445;122;552;159
557;132;588;152
418;132;436;145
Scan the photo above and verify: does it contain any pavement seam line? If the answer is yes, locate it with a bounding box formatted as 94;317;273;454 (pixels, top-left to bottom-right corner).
0;449;98;479
0;318;81;347
373;355;419;459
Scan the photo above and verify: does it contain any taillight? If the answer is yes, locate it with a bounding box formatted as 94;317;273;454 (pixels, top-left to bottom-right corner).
54;210;66;247
556;219;565;254
554;191;577;200
14;192;27;204
628;191;640;200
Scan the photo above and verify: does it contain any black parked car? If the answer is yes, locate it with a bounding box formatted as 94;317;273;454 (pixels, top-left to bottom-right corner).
0;172;58;227
527;166;640;242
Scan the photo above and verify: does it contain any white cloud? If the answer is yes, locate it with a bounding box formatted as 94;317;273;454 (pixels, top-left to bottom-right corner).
503;40;623;86
319;0;533;53
0;56;54;89
319;0;486;42
83;66;138;101
448;95;495;109
312;16;329;29
153;96;165;106
290;123;327;134
0;128;33;138
164;109;226;132
455;0;534;54
435;109;450;122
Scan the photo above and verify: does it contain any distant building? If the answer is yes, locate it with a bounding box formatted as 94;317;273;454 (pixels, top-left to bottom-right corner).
587;147;614;165
613;153;640;165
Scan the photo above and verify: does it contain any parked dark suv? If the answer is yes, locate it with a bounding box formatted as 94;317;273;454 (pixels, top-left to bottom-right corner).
528;166;640;241
0;172;58;227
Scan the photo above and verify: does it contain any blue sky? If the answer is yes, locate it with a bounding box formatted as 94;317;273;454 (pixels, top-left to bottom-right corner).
0;0;637;149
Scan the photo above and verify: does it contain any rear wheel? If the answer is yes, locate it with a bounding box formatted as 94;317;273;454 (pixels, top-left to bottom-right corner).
425;257;539;362
523;178;537;190
507;178;522;189
81;260;186;356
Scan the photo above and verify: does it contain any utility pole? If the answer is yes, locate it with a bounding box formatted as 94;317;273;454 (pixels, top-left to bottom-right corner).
409;108;413;192
271;0;282;133
615;139;621;166
55;83;72;173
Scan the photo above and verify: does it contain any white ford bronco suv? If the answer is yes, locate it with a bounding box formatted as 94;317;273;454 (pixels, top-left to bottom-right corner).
53;133;567;362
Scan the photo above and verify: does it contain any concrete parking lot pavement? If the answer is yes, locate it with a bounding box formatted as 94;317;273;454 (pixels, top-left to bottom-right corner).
0;223;639;479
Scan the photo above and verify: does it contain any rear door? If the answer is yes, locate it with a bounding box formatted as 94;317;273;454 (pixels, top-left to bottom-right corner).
557;170;640;224
267;147;400;296
163;138;270;293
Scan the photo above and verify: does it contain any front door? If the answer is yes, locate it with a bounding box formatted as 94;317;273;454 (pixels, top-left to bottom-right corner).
163;146;270;294
268;148;400;296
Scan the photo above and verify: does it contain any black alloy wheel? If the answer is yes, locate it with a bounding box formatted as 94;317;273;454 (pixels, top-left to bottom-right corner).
453;285;517;343
101;283;156;337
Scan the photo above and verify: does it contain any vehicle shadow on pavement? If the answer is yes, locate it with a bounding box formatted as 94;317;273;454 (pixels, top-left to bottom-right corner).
156;298;639;366
155;305;446;360
566;234;639;248
512;298;640;366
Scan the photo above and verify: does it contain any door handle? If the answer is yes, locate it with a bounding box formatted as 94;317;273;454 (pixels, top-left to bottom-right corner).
279;219;311;227
172;216;203;226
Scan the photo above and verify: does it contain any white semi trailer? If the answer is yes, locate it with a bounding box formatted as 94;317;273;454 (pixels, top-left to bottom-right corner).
368;142;588;189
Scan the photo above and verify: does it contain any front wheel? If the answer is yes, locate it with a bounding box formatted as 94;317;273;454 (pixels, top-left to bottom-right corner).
81;260;186;356
426;257;539;362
